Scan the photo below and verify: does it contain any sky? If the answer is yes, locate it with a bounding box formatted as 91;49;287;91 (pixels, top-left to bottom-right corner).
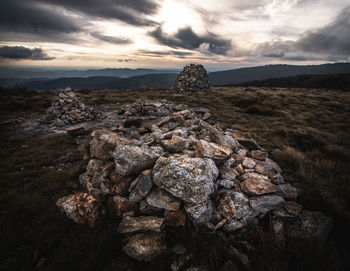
0;0;349;69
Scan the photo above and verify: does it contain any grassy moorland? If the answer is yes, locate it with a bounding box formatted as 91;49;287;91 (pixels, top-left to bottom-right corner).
0;86;349;270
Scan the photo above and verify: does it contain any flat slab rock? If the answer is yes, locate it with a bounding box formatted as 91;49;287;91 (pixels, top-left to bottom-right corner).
152;155;219;204
122;232;167;261
118;216;164;233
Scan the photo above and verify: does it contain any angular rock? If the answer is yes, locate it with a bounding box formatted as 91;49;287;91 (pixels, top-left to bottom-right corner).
209;128;238;150
108;195;139;217
250;195;285;217
273;201;302;219
90;130;133;160
224;191;250;219
242;157;256;169
185;200;214;224
241;177;280;196
146;187;181;211
118;216;164;233
195;140;232;163
135;169;153;197
56;193;101;226
217;192;236;220
232;132;261;150
241;172;270;182
271;173;285;184
107;171;133;195
86;159;103;176
122;233;167;261
113;145;163;176
277;183;298;199
219;167;237;181
223;220;245;233
217;179;235;189
139;200;163;214
254;158;282;178
66;125;88;136
161;135;190;152
153;155;218;204
250;150;267;161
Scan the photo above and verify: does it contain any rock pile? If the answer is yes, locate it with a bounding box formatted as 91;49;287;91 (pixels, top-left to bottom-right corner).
56;99;332;263
172;64;211;92
47;88;98;125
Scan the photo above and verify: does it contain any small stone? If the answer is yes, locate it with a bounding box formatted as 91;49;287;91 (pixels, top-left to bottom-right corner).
122;233;167;261
135;169;153;197
241;177;280;196
242;157;256;169
223;220;245;233
202;112;211;120
277;183;298;199
161;135;190;152
271;173;285;184
108;195;139;217
217;192;236;220
185;200;213;224
146;187;181;211
219;167;237;181
273;201;302;219
118;216;164;233
250;195;285;217
217;179;235;189
250;150;267;161
195;139;232;163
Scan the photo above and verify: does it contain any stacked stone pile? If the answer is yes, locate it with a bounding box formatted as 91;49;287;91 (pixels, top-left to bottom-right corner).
47;88;98;125
56;99;332;263
172;64;211;92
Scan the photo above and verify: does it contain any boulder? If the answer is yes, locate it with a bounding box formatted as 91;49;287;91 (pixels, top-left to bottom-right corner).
118;216;164;233
56;193;101;226
152;155;218;204
113;145;163;176
122;233;167;261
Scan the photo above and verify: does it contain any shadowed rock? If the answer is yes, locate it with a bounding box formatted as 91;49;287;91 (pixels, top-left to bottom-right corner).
118;216;164;233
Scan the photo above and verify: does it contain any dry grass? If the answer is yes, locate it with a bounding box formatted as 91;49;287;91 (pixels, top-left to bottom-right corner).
0;86;349;270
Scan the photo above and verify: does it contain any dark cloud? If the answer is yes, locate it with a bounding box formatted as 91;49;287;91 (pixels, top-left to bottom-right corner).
296;6;350;55
150;26;232;55
0;46;55;60
254;6;350;61
36;0;159;26
91;32;132;44
138;50;193;57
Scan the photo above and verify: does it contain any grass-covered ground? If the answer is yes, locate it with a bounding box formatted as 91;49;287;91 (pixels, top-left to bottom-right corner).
0;86;349;270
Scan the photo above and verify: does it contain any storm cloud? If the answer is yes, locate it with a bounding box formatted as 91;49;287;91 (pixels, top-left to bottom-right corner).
150;26;232;55
0;46;55;60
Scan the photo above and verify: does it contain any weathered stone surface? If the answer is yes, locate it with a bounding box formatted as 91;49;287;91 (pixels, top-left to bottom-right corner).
217;192;236;220
273;201;302;219
172;64;211;92
195;140;232;163
185;200;214;224
118;216;164;233
254;158;282;178
241;177;280;196
242;157;256;169
122;233;167;261
161;135;190;152
271;173;285;184
153;155;218;204
90;130;134;160
56;193;101;226
135;169;153;197
217;179;235;189
250;195;285;216
165;209;187;227
86;159;103;176
108;195;139;217
232;132;261;150
219;167;237;181
107;171;133;195
277;183;298;199
285;211;332;242
146;187;181;211
224;191;250;219
209;129;238;150
250;150;267;161
241;172;270;183
113;145;163;176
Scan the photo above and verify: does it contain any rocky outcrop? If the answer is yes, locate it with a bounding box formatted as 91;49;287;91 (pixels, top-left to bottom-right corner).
172;64;211;92
56;99;332;263
47;88;98;125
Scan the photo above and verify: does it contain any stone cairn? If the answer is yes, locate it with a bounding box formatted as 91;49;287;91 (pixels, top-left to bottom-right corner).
46;88;97;125
56;99;332;264
172;64;211;92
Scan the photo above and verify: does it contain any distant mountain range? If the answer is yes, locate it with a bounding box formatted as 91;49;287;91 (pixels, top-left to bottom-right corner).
1;63;349;90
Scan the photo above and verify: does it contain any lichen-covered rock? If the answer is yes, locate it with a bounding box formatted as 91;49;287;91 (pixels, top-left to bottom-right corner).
195;140;232;163
161;135;190;152
113;145;163;176
217;192;236;220
241;177;280;196
118;216;164;233
122;233;167;261
250;195;285;217
146;187;181;211
152;155;218;204
135;169;153;197
223;191;250;219
185;200;214;224
90;130;134;160
56;193;101;226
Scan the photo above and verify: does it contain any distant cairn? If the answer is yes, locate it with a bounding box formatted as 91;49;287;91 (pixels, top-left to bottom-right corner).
47;88;98;126
171;64;211;92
